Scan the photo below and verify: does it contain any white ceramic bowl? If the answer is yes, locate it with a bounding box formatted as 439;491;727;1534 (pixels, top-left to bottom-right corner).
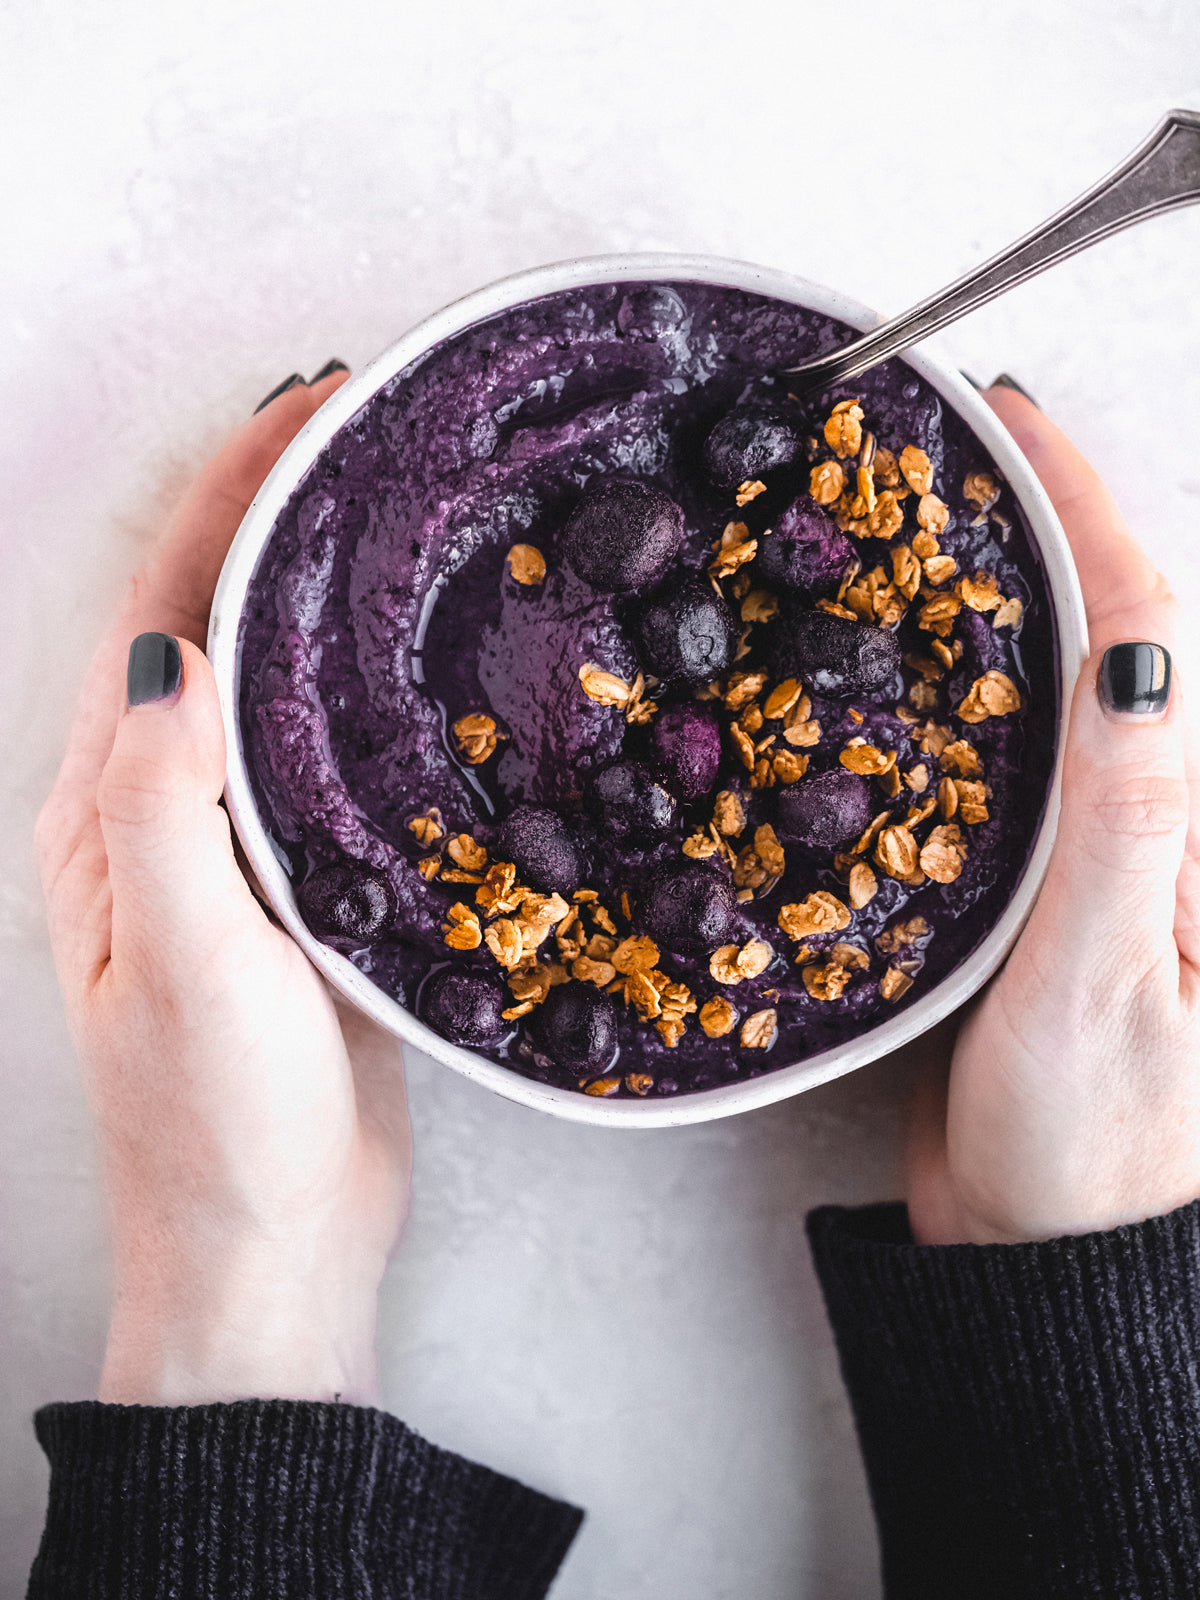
209;253;1088;1128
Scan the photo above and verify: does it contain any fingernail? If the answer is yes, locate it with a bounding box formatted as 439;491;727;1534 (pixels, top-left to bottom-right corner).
127;633;183;707
310;358;349;383
989;373;1040;408
1098;642;1172;718
959;369;984;391
253;373;305;414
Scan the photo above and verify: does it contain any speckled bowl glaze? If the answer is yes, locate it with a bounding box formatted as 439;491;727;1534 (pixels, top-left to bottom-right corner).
209;254;1088;1128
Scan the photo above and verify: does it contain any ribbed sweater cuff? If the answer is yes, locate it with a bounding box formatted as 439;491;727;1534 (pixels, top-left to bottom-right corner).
807;1199;1200;1600
28;1399;582;1599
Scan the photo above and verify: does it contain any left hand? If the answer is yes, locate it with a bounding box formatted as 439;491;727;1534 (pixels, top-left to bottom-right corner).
37;370;413;1406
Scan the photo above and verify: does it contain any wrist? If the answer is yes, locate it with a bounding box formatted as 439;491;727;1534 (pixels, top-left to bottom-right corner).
99;1229;385;1406
907;1169;1200;1248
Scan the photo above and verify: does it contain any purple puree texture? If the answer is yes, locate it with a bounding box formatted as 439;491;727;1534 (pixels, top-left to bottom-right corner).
237;280;1058;1098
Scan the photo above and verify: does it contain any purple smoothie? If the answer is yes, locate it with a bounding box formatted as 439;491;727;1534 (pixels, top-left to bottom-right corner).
236;280;1057;1098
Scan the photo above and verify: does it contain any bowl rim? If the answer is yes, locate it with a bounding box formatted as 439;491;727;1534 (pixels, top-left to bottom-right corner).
209;251;1089;1129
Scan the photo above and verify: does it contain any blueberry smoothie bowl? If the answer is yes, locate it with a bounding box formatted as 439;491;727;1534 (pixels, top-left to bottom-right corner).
209;257;1086;1126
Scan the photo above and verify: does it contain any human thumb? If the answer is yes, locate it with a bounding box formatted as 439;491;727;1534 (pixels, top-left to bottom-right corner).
98;633;252;967
1039;640;1187;963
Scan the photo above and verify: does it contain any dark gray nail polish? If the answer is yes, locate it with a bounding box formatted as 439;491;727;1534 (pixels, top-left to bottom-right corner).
253;373;305;414
959;369;984;391
127;633;183;707
1098;643;1171;717
310;358;349;383
990;372;1039;408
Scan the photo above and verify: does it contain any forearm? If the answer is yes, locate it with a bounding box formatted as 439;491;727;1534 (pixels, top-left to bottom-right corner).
808;1199;1200;1598
95;1166;391;1404
100;1242;381;1406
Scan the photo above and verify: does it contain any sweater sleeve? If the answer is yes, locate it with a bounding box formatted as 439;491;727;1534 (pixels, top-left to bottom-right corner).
806;1198;1200;1599
27;1399;582;1600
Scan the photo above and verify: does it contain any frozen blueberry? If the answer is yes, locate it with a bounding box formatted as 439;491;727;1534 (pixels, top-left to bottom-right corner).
617;286;686;340
586;758;677;842
650;702;722;800
296;860;398;945
640;859;739;957
771;608;901;697
465;414;498;460
702;405;805;491
562;480;684;594
419;967;509;1047
495;803;584;897
776;770;872;850
756;495;856;597
629;576;738;685
532;984;619;1075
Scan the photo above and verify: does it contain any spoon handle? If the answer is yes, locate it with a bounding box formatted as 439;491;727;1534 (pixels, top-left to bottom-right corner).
785;109;1200;393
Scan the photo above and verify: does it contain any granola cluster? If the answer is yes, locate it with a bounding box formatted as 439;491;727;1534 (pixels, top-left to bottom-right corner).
695;663;820;792
451;712;504;765
809;426;1025;647
578;663;658;726
421;823;701;1088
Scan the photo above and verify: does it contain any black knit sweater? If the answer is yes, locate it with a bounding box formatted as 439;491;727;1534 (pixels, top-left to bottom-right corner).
28;1402;583;1598
807;1199;1200;1597
28;1199;1200;1597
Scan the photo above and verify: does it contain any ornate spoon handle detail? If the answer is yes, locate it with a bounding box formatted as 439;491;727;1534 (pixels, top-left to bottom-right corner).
784;109;1200;395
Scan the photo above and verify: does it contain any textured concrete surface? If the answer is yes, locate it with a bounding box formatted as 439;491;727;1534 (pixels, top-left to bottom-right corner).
2;2;1198;1595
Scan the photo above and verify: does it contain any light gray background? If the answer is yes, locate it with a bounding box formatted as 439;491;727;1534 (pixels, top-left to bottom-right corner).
2;2;1198;1596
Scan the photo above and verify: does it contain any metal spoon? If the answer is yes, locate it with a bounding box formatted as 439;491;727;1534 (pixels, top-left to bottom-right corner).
783;109;1200;396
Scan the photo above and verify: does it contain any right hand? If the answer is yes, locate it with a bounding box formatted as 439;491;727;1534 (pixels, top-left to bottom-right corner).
907;386;1200;1247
